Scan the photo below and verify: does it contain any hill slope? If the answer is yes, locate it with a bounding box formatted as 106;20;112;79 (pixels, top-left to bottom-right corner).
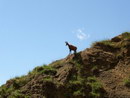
1;32;130;98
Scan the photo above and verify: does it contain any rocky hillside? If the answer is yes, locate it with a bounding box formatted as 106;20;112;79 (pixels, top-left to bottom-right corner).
1;32;130;98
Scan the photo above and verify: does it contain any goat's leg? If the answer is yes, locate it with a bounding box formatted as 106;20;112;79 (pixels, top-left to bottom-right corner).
69;50;71;55
74;49;77;54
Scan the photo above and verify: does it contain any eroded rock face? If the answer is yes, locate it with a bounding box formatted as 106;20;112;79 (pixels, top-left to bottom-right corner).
20;74;58;98
111;36;122;42
92;42;119;53
81;48;117;71
124;46;130;57
55;63;76;83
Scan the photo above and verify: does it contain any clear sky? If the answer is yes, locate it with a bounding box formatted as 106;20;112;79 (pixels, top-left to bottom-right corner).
0;0;130;85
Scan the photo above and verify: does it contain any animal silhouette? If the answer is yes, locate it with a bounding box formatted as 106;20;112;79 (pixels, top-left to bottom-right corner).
65;42;77;54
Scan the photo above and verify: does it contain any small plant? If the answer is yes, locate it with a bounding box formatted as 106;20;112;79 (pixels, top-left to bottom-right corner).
124;78;130;87
42;65;57;75
100;40;112;45
66;71;89;97
43;76;53;82
31;64;47;73
87;76;97;82
0;84;16;98
0;86;7;97
90;91;100;98
34;66;44;72
91;65;99;75
18;75;30;87
69;79;82;87
121;32;130;39
6;76;29;90
91;39;119;50
49;60;63;68
9;90;26;98
87;76;103;98
73;89;85;97
31;65;57;75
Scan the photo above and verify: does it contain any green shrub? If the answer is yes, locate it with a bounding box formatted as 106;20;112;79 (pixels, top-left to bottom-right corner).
41;65;57;75
66;72;88;97
100;40;112;45
0;75;31;98
9;90;25;98
49;60;64;68
69;80;82;85
0;84;15;98
31;65;47;74
124;78;130;87
91;39;121;50
0;86;8;97
17;75;30;87
87;76;97;82
90;92;100;98
34;66;44;72
31;65;57;75
43;76;53;82
9;90;30;98
73;89;85;97
8;76;29;89
87;76;103;98
121;32;130;39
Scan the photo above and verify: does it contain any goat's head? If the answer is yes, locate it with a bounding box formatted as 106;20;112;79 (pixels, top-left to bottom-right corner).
65;41;69;46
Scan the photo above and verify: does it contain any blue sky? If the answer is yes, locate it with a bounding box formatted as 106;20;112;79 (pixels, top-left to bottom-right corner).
0;0;130;85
